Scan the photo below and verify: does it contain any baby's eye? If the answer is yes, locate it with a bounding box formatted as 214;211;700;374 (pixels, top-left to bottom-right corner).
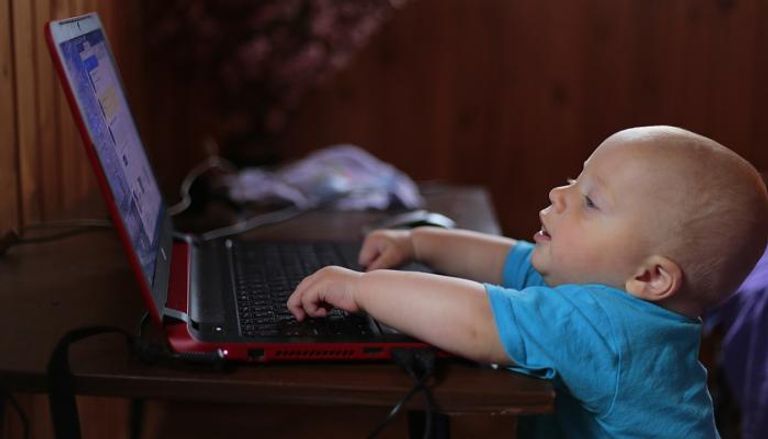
584;195;597;209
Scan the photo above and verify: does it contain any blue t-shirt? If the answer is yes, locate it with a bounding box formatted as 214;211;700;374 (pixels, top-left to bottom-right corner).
484;241;719;438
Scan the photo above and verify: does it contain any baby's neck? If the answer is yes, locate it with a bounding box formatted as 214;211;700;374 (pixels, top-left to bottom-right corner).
657;296;702;320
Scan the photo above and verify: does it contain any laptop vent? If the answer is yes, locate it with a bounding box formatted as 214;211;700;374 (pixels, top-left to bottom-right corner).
275;349;355;359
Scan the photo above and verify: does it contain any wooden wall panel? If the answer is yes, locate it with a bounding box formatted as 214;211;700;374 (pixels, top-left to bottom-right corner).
274;0;768;236
0;0;19;233
11;0;41;226
2;0;147;432
0;0;147;231
34;0;61;219
5;0;768;233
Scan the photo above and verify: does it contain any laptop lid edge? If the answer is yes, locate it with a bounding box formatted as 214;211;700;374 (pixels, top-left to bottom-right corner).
45;13;174;326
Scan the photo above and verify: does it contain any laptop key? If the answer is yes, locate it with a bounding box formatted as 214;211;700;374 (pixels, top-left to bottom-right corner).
230;241;373;338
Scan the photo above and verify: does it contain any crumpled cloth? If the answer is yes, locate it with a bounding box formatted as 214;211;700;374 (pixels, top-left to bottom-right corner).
223;144;423;210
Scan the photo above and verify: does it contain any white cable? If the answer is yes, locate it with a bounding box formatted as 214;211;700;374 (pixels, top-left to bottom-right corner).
167;155;237;216
198;188;376;241
200;205;305;241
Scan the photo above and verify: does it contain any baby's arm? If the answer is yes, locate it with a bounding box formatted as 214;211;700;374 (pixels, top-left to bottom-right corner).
360;227;516;284
286;266;511;365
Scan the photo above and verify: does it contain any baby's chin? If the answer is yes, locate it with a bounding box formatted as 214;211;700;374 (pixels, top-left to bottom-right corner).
531;256;598;286
541;275;572;287
537;270;566;287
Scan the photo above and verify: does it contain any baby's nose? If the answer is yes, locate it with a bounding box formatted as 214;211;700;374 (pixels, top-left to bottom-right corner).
548;186;567;213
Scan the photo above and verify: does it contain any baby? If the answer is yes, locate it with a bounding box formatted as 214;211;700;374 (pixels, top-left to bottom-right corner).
287;126;768;437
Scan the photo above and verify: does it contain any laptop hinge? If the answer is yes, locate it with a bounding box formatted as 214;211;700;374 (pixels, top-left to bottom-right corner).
163;307;190;324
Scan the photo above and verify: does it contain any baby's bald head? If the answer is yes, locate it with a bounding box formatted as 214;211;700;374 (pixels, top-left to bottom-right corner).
602;126;768;309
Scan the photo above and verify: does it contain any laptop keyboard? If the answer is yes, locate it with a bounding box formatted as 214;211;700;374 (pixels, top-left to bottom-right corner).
230;241;374;339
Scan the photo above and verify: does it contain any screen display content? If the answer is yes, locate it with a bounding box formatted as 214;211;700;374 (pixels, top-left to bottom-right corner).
59;28;162;282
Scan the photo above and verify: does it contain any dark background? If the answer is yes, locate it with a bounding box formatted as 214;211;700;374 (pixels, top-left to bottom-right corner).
139;0;768;238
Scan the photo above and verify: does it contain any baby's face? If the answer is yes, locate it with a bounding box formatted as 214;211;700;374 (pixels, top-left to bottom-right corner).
531;137;669;289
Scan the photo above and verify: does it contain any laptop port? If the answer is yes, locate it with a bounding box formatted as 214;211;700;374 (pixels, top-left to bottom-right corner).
248;348;265;360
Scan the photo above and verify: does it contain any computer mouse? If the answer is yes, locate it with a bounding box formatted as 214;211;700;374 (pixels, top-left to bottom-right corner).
370;209;456;230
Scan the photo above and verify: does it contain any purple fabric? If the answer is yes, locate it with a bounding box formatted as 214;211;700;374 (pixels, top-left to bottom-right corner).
709;248;768;438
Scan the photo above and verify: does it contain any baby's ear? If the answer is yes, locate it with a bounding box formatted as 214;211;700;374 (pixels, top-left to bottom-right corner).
625;255;683;302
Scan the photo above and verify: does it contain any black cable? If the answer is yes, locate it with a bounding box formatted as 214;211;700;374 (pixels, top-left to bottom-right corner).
406;349;438;439
367;372;431;438
47;326;133;439
368;348;437;439
0;220;112;257
167;154;237;216
1;389;30;439
136;312;150;338
46;315;228;439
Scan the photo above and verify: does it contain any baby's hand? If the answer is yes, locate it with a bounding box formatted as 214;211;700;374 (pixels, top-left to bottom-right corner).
358;229;415;271
287;266;363;321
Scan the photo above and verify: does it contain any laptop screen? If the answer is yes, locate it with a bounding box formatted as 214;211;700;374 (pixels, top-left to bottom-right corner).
57;26;163;284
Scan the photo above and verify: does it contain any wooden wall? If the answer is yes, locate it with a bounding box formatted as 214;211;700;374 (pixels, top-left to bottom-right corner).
0;0;146;234
276;0;768;236
5;0;766;238
1;1;144;437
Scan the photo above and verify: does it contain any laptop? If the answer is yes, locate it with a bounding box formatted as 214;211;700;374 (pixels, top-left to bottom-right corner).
45;12;431;363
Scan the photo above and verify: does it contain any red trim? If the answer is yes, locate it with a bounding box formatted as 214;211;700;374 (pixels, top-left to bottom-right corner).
45;18;164;327
166;321;432;363
163;241;436;362
166;241;190;313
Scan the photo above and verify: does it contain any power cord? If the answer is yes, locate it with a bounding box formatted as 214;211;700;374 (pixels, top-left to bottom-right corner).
199;205;304;241
167;154;237;217
164;153;312;240
0;219;112;257
166;142;390;241
47;313;229;439
46;315;439;439
198;188;372;241
368;348;438;439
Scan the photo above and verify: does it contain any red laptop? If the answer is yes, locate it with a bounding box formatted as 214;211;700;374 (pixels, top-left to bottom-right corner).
45;12;431;363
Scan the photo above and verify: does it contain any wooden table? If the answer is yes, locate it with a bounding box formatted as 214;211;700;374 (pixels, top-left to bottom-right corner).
0;184;554;438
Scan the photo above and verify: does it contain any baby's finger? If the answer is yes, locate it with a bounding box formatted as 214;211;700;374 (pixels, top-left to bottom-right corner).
286;293;306;321
300;286;326;317
306;306;328;318
358;238;384;267
287;272;317;320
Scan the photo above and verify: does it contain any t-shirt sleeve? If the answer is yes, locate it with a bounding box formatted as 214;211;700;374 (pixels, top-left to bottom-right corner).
484;283;620;413
501;241;546;289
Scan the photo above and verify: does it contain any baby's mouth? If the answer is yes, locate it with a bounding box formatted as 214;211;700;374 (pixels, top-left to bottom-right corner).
535;211;552;242
534;223;551;242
